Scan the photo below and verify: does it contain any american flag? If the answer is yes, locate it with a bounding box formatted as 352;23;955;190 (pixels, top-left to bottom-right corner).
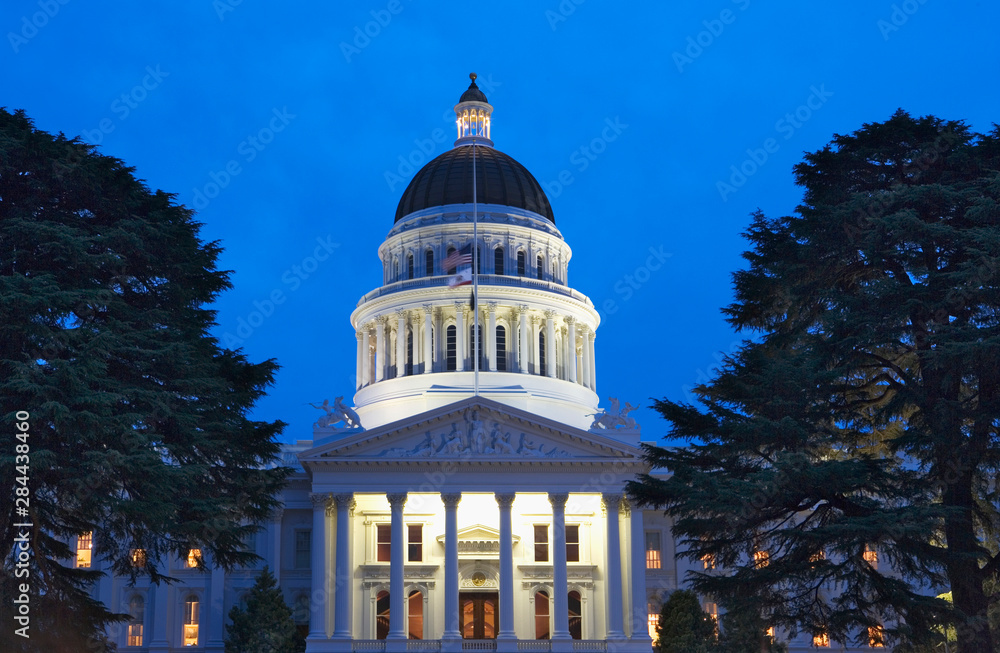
442;245;472;271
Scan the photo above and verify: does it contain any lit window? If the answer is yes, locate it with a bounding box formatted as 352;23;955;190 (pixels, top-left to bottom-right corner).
376;591;390;639
408;590;423;639
766;626;775;640
648;611;660;642
566;525;579;562
377;524;391;562
131;549;147;568
813;630;830;647
702;553;716;570
868;625;885;647
705;602;719;637
76;532;93;568
183;597;199;646
127;595;144;646
407;524;422;562
294;530;311;569
754;549;770;569
534;525;549;562
864;545;878;569
810;550;826;563
186;549;201;568
534;591;550;639
645;532;661;569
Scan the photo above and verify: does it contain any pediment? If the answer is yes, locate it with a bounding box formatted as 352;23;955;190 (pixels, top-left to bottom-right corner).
298;397;643;465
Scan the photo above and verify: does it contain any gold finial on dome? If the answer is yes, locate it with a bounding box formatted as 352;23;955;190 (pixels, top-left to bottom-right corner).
470;72;477;81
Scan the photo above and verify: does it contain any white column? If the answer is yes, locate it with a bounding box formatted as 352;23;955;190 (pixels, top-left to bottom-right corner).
148;579;170;651
518;306;529;374
308;493;331;641
587;330;597;392
544;311;556;378
629;503;651;643
387;493;407;640
206;559;225;651
565;317;577;383
356;329;364;390
550;493;571;641
531;316;541;375
455;303;465;372
375;317;386;382
487;302;497;372
271;509;283;584
580;326;591;390
442;494;462;641
496;494;516;642
362;326;371;387
603;494;625;639
331;494;355;639
423;305;433;374
396;310;407;378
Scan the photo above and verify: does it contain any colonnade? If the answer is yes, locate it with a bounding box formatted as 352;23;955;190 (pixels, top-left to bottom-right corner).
355;305;597;393
306;492;649;644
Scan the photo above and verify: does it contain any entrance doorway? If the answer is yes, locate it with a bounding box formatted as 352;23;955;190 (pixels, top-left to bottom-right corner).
460;592;498;639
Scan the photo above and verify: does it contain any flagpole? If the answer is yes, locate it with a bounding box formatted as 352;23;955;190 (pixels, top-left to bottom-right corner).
472;140;479;397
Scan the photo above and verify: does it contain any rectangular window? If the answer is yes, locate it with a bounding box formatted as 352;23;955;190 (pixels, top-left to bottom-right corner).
645;531;662;569
566;525;579;562
864;544;878;569
294;530;311;569
534;524;549;562
647;608;660;642
76;532;93;568
408;524;422;562
183;598;200;646
702;553;716;570
186;548;201;568
127;623;143;647
813;631;830;647
131;549;147;568
868;625;885;648
754;549;770;569
377;524;391;562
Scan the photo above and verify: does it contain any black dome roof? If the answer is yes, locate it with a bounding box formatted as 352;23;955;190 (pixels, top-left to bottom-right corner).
394;146;555;223
459;73;488;103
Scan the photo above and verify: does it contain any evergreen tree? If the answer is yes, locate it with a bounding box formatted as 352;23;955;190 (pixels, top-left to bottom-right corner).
628;111;1000;653
717;602;787;653
226;566;305;653
0;108;289;652
655;589;718;653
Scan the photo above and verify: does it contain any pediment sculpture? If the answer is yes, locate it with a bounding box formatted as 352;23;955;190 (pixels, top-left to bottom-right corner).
310;396;362;429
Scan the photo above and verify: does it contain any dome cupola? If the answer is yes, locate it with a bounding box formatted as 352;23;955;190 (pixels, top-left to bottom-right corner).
454;72;493;147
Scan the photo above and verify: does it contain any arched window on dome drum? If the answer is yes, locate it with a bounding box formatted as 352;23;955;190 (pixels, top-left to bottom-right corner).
408;590;423;639
446;247;457;275
539;333;546;376
494;247;504;275
127;595;144;646
446;325;457;371
536;255;544;281
476;247;483;275
470;325;484;369
517;250;526;276
376;591;390;639
569;591;582;640
535;591;550;640
407;254;414;280
425;249;434;276
406;328;413;376
496;325;507;371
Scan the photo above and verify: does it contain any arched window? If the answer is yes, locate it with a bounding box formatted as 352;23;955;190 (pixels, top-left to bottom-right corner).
407;254;414;280
494;247;504;275
127;595;144;646
446;247;457;275
406;328;414;376
475;247;483;274
183;596;199;647
536;255;544;280
470;325;483;369
425;249;434;276
496;325;507;371
446;325;457;371
517;250;526;276
408;590;424;639
539;332;546;376
534;591;550;640
568;591;582;640
376;591;390;640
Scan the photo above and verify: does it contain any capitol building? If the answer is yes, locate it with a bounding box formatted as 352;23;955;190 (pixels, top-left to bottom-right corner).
84;75;875;653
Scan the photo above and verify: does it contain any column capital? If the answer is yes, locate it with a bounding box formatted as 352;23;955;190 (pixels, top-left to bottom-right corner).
564;315;576;325
441;493;463;508
518;304;530;314
486;301;497;313
454;300;466;311
309;492;332;508
375;314;388;325
531;315;541;326
544;309;557;320
387;493;408;509
548;493;569;509
270;508;284;522
356;329;364;339
423;304;434;315
332;493;357;514
495;493;516;509
602;493;624;513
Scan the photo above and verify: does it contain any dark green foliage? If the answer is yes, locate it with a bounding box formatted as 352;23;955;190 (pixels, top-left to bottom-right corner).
717;602;787;653
655;589;718;653
225;567;305;653
0;108;289;652
628;111;1000;653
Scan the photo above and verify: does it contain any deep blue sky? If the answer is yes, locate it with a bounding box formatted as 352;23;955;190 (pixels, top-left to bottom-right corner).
4;1;998;443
